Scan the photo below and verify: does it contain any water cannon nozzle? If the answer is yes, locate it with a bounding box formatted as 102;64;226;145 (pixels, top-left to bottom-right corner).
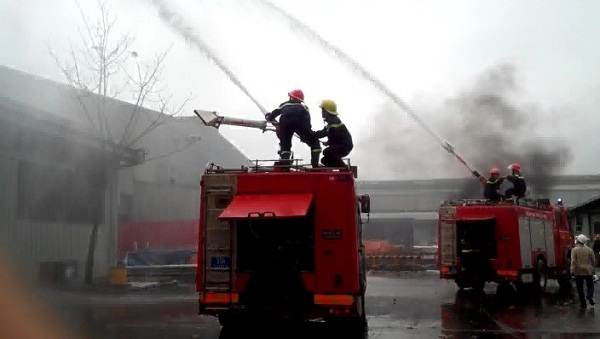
442;141;454;153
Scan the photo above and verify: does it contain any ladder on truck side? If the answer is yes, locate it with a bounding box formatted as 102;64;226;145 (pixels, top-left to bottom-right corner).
202;173;237;301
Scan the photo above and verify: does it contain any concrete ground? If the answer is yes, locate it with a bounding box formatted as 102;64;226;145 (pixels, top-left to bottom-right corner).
25;271;600;338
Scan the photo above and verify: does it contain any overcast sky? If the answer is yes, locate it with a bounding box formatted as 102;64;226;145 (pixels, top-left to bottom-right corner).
1;0;599;180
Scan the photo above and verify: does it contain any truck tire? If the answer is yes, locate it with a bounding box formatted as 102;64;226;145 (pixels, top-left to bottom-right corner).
327;294;367;332
557;273;572;294
496;282;515;299
358;294;368;328
455;278;485;291
218;312;244;328
535;258;548;293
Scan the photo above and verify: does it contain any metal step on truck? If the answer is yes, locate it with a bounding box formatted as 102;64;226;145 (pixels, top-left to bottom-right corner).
196;159;371;329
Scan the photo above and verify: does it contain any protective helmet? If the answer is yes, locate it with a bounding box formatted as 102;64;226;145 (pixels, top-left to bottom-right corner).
288;89;304;102
576;234;589;244
490;167;500;175
507;163;521;171
319;99;338;115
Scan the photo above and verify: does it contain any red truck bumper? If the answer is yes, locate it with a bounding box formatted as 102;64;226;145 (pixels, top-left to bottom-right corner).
199;292;364;320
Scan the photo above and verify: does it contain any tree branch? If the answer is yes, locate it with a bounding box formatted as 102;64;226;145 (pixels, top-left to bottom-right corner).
50;0;194;157
143;138;201;163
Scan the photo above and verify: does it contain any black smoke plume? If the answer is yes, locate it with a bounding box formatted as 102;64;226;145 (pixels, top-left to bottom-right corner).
358;64;571;198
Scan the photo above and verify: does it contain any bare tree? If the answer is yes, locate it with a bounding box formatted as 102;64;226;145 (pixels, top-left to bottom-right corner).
49;0;194;284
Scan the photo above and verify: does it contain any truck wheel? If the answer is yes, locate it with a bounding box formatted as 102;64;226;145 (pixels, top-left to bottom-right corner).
496;282;515;299
455;278;485;291
327;316;367;333
358;294;368;328
557;273;572;294
218;312;243;328
327;294;367;332
535;259;548;293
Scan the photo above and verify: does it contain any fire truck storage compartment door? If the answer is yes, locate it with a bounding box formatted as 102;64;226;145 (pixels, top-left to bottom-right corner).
218;193;313;219
455;218;497;259
519;218;533;269
529;219;551;266
543;221;556;266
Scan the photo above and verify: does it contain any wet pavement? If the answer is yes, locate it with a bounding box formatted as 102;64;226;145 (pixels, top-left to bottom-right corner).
36;271;600;338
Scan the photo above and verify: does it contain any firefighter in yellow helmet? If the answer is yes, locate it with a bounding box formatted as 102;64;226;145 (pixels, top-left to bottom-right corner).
313;99;353;168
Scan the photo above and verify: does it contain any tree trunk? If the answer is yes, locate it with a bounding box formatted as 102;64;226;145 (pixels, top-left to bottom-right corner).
84;220;99;285
84;157;107;286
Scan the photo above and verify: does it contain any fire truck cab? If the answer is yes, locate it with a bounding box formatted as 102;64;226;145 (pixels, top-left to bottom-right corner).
196;160;370;328
438;198;573;293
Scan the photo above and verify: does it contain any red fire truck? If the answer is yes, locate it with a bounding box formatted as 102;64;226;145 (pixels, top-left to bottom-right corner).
196;161;370;328
437;198;573;293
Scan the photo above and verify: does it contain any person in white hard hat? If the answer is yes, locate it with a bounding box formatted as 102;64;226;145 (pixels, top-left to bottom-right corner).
571;234;596;309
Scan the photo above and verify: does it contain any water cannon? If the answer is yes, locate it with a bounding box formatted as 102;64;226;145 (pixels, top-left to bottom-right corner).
193;109;276;132
442;141;455;154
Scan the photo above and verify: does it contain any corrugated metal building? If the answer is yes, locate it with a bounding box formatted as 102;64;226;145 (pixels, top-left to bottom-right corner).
0;65;249;283
568;196;600;239
0;96;127;282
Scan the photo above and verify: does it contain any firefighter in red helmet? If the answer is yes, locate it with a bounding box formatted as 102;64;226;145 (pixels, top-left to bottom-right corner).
483;167;504;201
265;89;321;167
505;163;526;201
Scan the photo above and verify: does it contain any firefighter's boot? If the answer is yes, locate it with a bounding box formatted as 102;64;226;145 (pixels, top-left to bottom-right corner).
311;152;321;169
275;150;292;170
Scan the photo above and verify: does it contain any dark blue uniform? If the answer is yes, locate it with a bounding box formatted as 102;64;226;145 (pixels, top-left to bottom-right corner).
314;115;353;168
266;101;321;166
484;178;504;201
505;174;526;199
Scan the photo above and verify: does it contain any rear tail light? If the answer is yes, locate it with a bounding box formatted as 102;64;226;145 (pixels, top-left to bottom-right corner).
199;292;239;303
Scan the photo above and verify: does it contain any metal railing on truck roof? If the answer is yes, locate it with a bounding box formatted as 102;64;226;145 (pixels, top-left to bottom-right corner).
440;197;558;210
204;158;358;178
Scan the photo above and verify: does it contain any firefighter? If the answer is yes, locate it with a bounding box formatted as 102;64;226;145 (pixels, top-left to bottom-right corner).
504;163;527;200
265;89;322;167
313;99;354;168
482;167;504;201
571;234;596;309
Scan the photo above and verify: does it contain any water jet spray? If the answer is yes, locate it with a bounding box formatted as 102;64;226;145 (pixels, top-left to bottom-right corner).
257;0;480;176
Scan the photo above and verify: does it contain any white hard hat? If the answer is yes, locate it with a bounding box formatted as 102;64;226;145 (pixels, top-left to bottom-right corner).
576;234;589;244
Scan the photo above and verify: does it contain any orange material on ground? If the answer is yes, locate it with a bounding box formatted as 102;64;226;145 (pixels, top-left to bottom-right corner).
363;240;403;255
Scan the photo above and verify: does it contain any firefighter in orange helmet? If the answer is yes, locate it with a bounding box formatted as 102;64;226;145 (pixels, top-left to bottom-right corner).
505;163;527;200
483;167;504;201
265;89;322;167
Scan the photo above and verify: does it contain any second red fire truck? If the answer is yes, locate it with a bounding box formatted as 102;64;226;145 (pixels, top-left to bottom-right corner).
438;198;573;293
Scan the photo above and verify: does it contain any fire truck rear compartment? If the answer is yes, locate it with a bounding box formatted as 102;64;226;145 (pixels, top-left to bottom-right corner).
456;219;496;275
235;209;315;313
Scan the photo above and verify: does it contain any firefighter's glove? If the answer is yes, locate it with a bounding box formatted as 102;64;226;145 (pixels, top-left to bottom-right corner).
472;170;481;178
265;113;274;121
